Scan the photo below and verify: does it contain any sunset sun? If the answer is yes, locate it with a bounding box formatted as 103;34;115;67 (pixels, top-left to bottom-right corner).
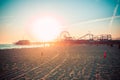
30;16;61;41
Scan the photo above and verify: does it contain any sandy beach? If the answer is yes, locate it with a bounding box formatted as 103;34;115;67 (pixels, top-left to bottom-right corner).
0;44;120;80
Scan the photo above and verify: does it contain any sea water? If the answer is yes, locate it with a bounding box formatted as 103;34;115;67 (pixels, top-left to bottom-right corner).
0;44;49;49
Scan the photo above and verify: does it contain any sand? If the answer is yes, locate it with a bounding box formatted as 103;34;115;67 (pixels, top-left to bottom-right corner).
0;44;120;80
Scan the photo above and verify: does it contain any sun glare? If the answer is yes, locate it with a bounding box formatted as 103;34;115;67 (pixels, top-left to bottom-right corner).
30;16;61;41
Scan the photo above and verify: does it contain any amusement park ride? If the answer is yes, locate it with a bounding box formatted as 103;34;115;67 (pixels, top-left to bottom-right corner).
15;31;120;45
56;31;120;46
59;31;112;41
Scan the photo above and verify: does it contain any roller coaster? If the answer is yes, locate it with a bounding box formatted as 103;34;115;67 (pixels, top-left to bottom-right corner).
59;31;112;41
58;31;120;46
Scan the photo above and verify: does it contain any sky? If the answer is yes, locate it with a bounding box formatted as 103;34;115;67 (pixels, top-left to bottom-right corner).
0;0;120;43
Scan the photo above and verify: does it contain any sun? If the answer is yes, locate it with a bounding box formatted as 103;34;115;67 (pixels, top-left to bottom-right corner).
30;16;61;41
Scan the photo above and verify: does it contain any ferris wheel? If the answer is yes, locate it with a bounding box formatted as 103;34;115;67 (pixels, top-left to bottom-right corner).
60;31;71;40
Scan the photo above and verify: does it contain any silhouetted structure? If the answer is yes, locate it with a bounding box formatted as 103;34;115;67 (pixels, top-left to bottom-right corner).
15;40;30;45
14;31;120;46
79;33;93;40
60;31;72;40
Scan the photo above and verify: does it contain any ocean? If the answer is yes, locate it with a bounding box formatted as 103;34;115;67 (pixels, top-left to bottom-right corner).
0;44;49;49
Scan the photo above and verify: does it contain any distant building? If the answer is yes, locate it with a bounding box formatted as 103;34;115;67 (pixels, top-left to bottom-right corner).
15;40;30;45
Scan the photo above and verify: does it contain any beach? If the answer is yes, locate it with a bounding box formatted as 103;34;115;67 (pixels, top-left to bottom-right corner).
0;44;120;80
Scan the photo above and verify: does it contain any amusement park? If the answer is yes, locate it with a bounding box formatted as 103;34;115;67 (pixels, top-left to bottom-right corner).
15;30;120;49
